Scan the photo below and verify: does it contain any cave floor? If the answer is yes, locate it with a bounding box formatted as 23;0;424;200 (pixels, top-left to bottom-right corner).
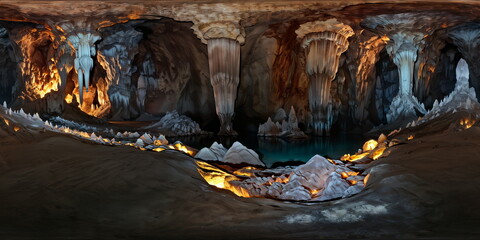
1;113;480;239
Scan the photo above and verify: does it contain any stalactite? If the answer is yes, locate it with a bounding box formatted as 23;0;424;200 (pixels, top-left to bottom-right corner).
67;33;100;104
296;19;354;135
207;38;240;135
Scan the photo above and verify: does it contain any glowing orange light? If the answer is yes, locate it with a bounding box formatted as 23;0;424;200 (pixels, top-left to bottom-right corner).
152;148;166;152
362;139;378;152
13;126;20;132
3;119;9;126
407;135;414;140
460;118;475;129
370;147;386;160
65;94;73;104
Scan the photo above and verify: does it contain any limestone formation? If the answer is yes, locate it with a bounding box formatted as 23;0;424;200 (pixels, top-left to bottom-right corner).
296;19;354;135
97;25;143;119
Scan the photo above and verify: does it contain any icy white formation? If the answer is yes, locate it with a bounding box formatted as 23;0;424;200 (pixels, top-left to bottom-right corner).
224;142;265;167
98;26;143;118
195;141;265;167
142;111;204;136
296;19;354;135
258;107;307;138
385;32;426;122
195;142;228;161
67;33;101;104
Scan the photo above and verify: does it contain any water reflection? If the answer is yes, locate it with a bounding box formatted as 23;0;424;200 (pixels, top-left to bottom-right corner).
173;134;364;167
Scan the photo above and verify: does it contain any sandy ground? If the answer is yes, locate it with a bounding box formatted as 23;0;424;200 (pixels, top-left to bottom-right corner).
1;112;480;239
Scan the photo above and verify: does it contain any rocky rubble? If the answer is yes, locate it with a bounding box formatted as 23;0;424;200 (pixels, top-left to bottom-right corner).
141;111;205;136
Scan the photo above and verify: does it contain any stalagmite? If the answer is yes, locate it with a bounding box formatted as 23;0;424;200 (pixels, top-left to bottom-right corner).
362;13;450;123
68;33;101;104
192;16;245;135
449;23;480;98
296;19;354;135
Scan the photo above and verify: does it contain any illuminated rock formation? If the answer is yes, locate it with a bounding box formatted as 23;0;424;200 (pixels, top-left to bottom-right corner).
193;17;244;135
296;19;354;135
97;25;143;119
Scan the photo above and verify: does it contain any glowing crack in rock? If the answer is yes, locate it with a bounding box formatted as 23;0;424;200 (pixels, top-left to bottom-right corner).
67;32;101;104
296;19;354;135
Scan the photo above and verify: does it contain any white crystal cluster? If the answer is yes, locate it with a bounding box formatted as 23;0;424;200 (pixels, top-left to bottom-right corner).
196;141;265;167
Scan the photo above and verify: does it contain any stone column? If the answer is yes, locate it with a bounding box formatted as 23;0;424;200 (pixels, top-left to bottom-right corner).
193;18;245;135
362;13;452;123
296;19;354;136
58;22;101;104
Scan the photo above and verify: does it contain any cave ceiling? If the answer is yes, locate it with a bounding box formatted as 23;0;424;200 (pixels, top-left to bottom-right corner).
1;1;480;29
